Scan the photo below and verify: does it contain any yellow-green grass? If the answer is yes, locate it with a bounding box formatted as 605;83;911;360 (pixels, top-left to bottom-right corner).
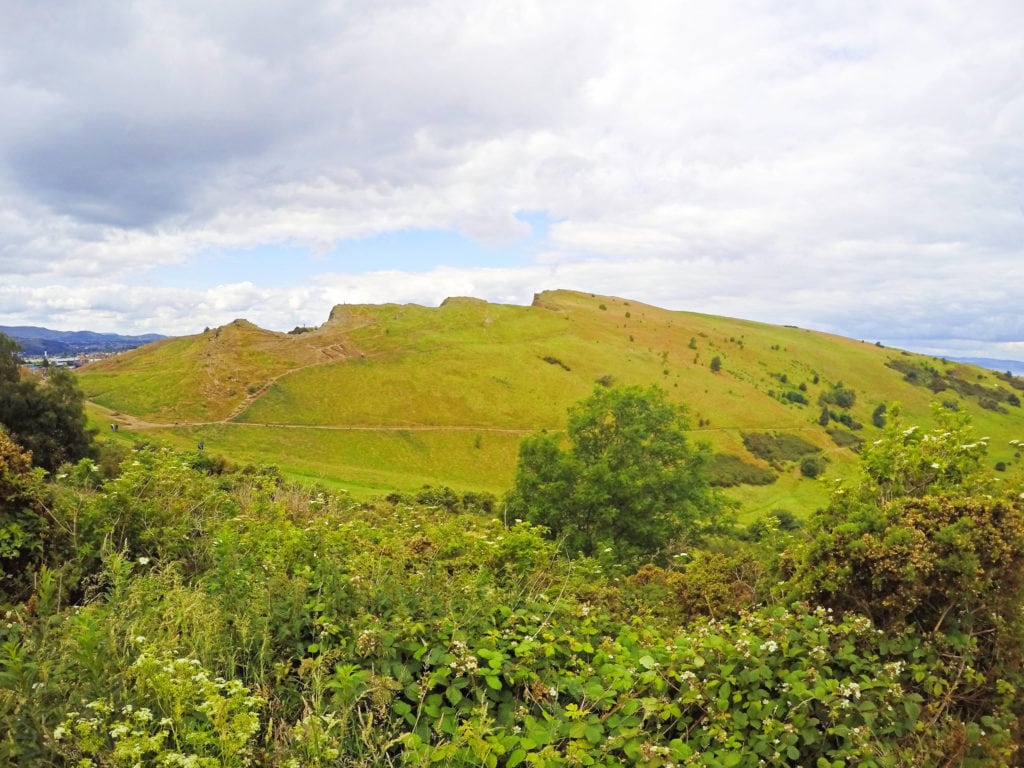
80;320;321;422
76;290;1024;514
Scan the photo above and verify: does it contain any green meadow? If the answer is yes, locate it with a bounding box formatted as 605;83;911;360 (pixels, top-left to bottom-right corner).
79;289;1024;516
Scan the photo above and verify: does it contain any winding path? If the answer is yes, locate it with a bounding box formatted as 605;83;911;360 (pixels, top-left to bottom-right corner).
88;400;538;434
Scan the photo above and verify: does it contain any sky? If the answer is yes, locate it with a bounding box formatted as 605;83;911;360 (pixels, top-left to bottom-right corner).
1;1;1023;362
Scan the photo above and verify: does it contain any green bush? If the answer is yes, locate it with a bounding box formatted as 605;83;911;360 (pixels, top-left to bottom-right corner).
819;382;856;409
872;402;888;428
826;427;864;451
782;389;808;405
0;430;49;605
741;431;820;465
799;455;825;478
706;453;776;487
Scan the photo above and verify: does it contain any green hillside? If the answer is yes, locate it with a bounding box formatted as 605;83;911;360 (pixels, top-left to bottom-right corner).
78;290;1024;514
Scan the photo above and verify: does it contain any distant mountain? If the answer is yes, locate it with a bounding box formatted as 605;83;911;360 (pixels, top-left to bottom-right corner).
0;325;166;356
950;357;1024;376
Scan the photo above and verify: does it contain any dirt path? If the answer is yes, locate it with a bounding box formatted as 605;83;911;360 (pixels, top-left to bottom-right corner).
92;399;834;439
89;400;538;434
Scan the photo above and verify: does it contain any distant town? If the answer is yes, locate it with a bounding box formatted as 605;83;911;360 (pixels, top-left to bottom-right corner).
0;325;165;367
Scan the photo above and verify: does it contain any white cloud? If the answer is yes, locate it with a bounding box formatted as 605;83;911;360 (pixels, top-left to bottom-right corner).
0;0;1022;358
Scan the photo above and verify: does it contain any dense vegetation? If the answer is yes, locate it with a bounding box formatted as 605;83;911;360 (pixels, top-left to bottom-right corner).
0;333;95;472
3;384;1023;766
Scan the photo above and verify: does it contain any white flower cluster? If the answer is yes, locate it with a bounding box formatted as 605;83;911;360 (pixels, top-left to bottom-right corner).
448;639;479;675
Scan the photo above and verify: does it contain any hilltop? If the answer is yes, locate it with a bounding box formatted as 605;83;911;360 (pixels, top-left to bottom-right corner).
77;289;1024;515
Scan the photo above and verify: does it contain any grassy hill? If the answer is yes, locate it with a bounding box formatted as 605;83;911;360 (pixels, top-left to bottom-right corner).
77;289;1024;516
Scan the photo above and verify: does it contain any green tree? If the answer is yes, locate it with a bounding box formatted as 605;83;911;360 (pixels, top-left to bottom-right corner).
818;404;831;427
505;385;725;562
0;334;94;471
871;402;887;428
0;334;21;384
709;355;722;373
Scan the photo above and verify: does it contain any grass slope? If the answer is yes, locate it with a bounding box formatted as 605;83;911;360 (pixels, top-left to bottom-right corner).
78;290;1024;514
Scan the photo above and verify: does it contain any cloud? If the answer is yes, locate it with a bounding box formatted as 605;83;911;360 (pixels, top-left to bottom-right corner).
0;0;1022;358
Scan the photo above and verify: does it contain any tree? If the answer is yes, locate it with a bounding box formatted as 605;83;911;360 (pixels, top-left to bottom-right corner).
0;333;95;471
709;356;722;373
0;334;21;384
871;402;887;428
817;405;831;427
505;385;726;562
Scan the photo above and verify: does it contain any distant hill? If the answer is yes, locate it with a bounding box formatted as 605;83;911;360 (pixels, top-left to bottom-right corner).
951;357;1024;376
0;325;165;356
75;290;1024;515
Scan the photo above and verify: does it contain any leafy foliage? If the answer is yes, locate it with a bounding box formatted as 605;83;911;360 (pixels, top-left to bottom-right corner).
799;455;826;478
2;397;1024;765
505;386;725;562
0;333;95;471
888;358;1020;411
741;431;820;467
706;453;776;487
0;431;49;603
793;405;1024;758
826;427;864;452
819;382;857;409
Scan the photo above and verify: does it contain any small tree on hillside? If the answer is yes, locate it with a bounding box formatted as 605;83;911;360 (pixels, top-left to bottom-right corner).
505;385;726;563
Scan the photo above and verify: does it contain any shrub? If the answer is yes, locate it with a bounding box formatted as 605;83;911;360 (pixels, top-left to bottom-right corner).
826;427;864;451
541;355;571;371
819;383;856;409
782;389;808;405
800;455;825;478
706;453;777;487
742;432;820;465
0;430;49;604
54;649;264;768
872;402;888;428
